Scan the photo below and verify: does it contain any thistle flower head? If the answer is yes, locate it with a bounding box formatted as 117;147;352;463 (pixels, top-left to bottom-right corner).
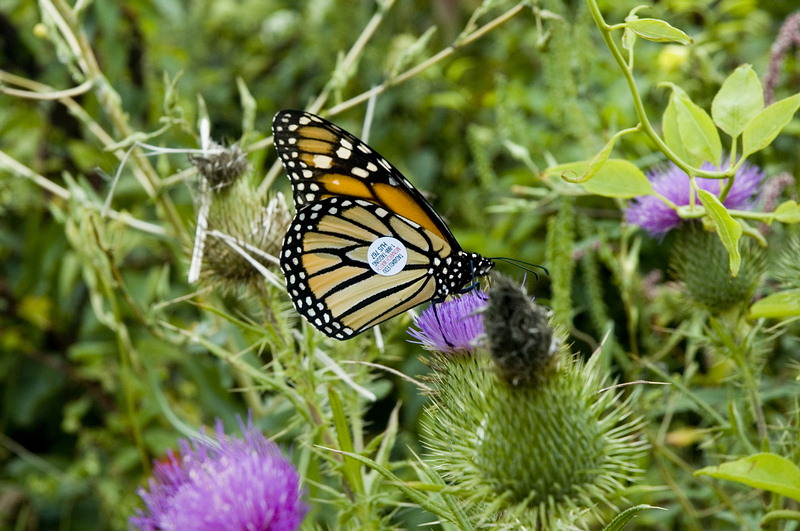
626;161;764;237
421;276;646;528
130;418;307;531
408;290;487;354
187;141;290;291
670;224;765;313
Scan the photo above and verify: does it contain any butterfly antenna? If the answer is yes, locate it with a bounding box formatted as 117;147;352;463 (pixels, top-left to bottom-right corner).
489;257;549;281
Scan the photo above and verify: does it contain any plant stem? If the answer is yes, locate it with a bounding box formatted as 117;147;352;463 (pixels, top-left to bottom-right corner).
584;0;727;180
0;149;168;236
45;0;189;242
260;1;528;193
326;1;528;116
307;0;396;116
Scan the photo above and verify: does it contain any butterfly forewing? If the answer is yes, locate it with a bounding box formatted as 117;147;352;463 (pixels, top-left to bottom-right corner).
272;110;458;247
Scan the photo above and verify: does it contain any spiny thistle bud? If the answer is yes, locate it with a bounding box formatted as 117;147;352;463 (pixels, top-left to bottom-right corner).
484;274;560;387
201;189;290;291
188;144;290;292
190;141;250;191
669;223;764;314
416;275;647;528
773;235;800;290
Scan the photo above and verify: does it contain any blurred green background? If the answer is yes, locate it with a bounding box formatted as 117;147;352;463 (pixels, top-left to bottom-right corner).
1;0;799;529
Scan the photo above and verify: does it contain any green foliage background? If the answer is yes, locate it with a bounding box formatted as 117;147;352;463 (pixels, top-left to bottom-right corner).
1;0;799;529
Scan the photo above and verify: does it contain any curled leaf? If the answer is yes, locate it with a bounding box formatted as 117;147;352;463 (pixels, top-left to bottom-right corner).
626;18;692;45
546;159;653;198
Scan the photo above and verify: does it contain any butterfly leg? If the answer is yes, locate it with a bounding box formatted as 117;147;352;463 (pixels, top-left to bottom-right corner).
432;301;455;349
456;281;480;294
456;259;482;295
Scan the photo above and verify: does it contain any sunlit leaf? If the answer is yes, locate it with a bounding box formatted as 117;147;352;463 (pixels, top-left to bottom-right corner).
626;18;692;44
561;134;618;184
748;290;800;319
696;453;800;502
547;159;653;198
672;87;723;165
711;64;763;138
742;93;800;158
773;200;800;224
662;95;699;167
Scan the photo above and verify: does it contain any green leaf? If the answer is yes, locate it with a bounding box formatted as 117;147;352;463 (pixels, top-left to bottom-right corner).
696;453;800;502
672;87;723;165
711;64;764;138
602;505;667;531
662;95;699;167
334;449;469;527
236;77;257;138
328;388;365;496
625;18;692;44
742;92;800;158
748;290;800;319
774;200;800;224
547;159;653;198
697;188;742;276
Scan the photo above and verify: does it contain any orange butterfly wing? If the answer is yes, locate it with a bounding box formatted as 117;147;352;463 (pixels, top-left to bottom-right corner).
273;111;457;246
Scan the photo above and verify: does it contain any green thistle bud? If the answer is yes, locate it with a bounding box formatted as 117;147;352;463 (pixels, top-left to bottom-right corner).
421;279;646;528
189;144;290;292
669;223;764;314
201;188;290;292
773;235;800;290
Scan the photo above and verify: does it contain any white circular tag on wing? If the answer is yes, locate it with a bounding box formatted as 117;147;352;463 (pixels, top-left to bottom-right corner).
368;237;408;276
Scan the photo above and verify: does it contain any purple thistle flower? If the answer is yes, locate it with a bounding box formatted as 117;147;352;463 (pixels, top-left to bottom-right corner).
625;161;764;237
408;290;488;354
130;418;307;531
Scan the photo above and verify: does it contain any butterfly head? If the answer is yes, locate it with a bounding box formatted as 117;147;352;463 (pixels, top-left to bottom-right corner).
471;253;495;278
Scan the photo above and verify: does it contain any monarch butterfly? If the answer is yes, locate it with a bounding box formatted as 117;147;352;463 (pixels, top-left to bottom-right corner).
272;110;494;339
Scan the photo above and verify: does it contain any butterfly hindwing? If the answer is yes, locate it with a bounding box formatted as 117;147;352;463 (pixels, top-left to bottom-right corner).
281;197;451;339
272;110;459;248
